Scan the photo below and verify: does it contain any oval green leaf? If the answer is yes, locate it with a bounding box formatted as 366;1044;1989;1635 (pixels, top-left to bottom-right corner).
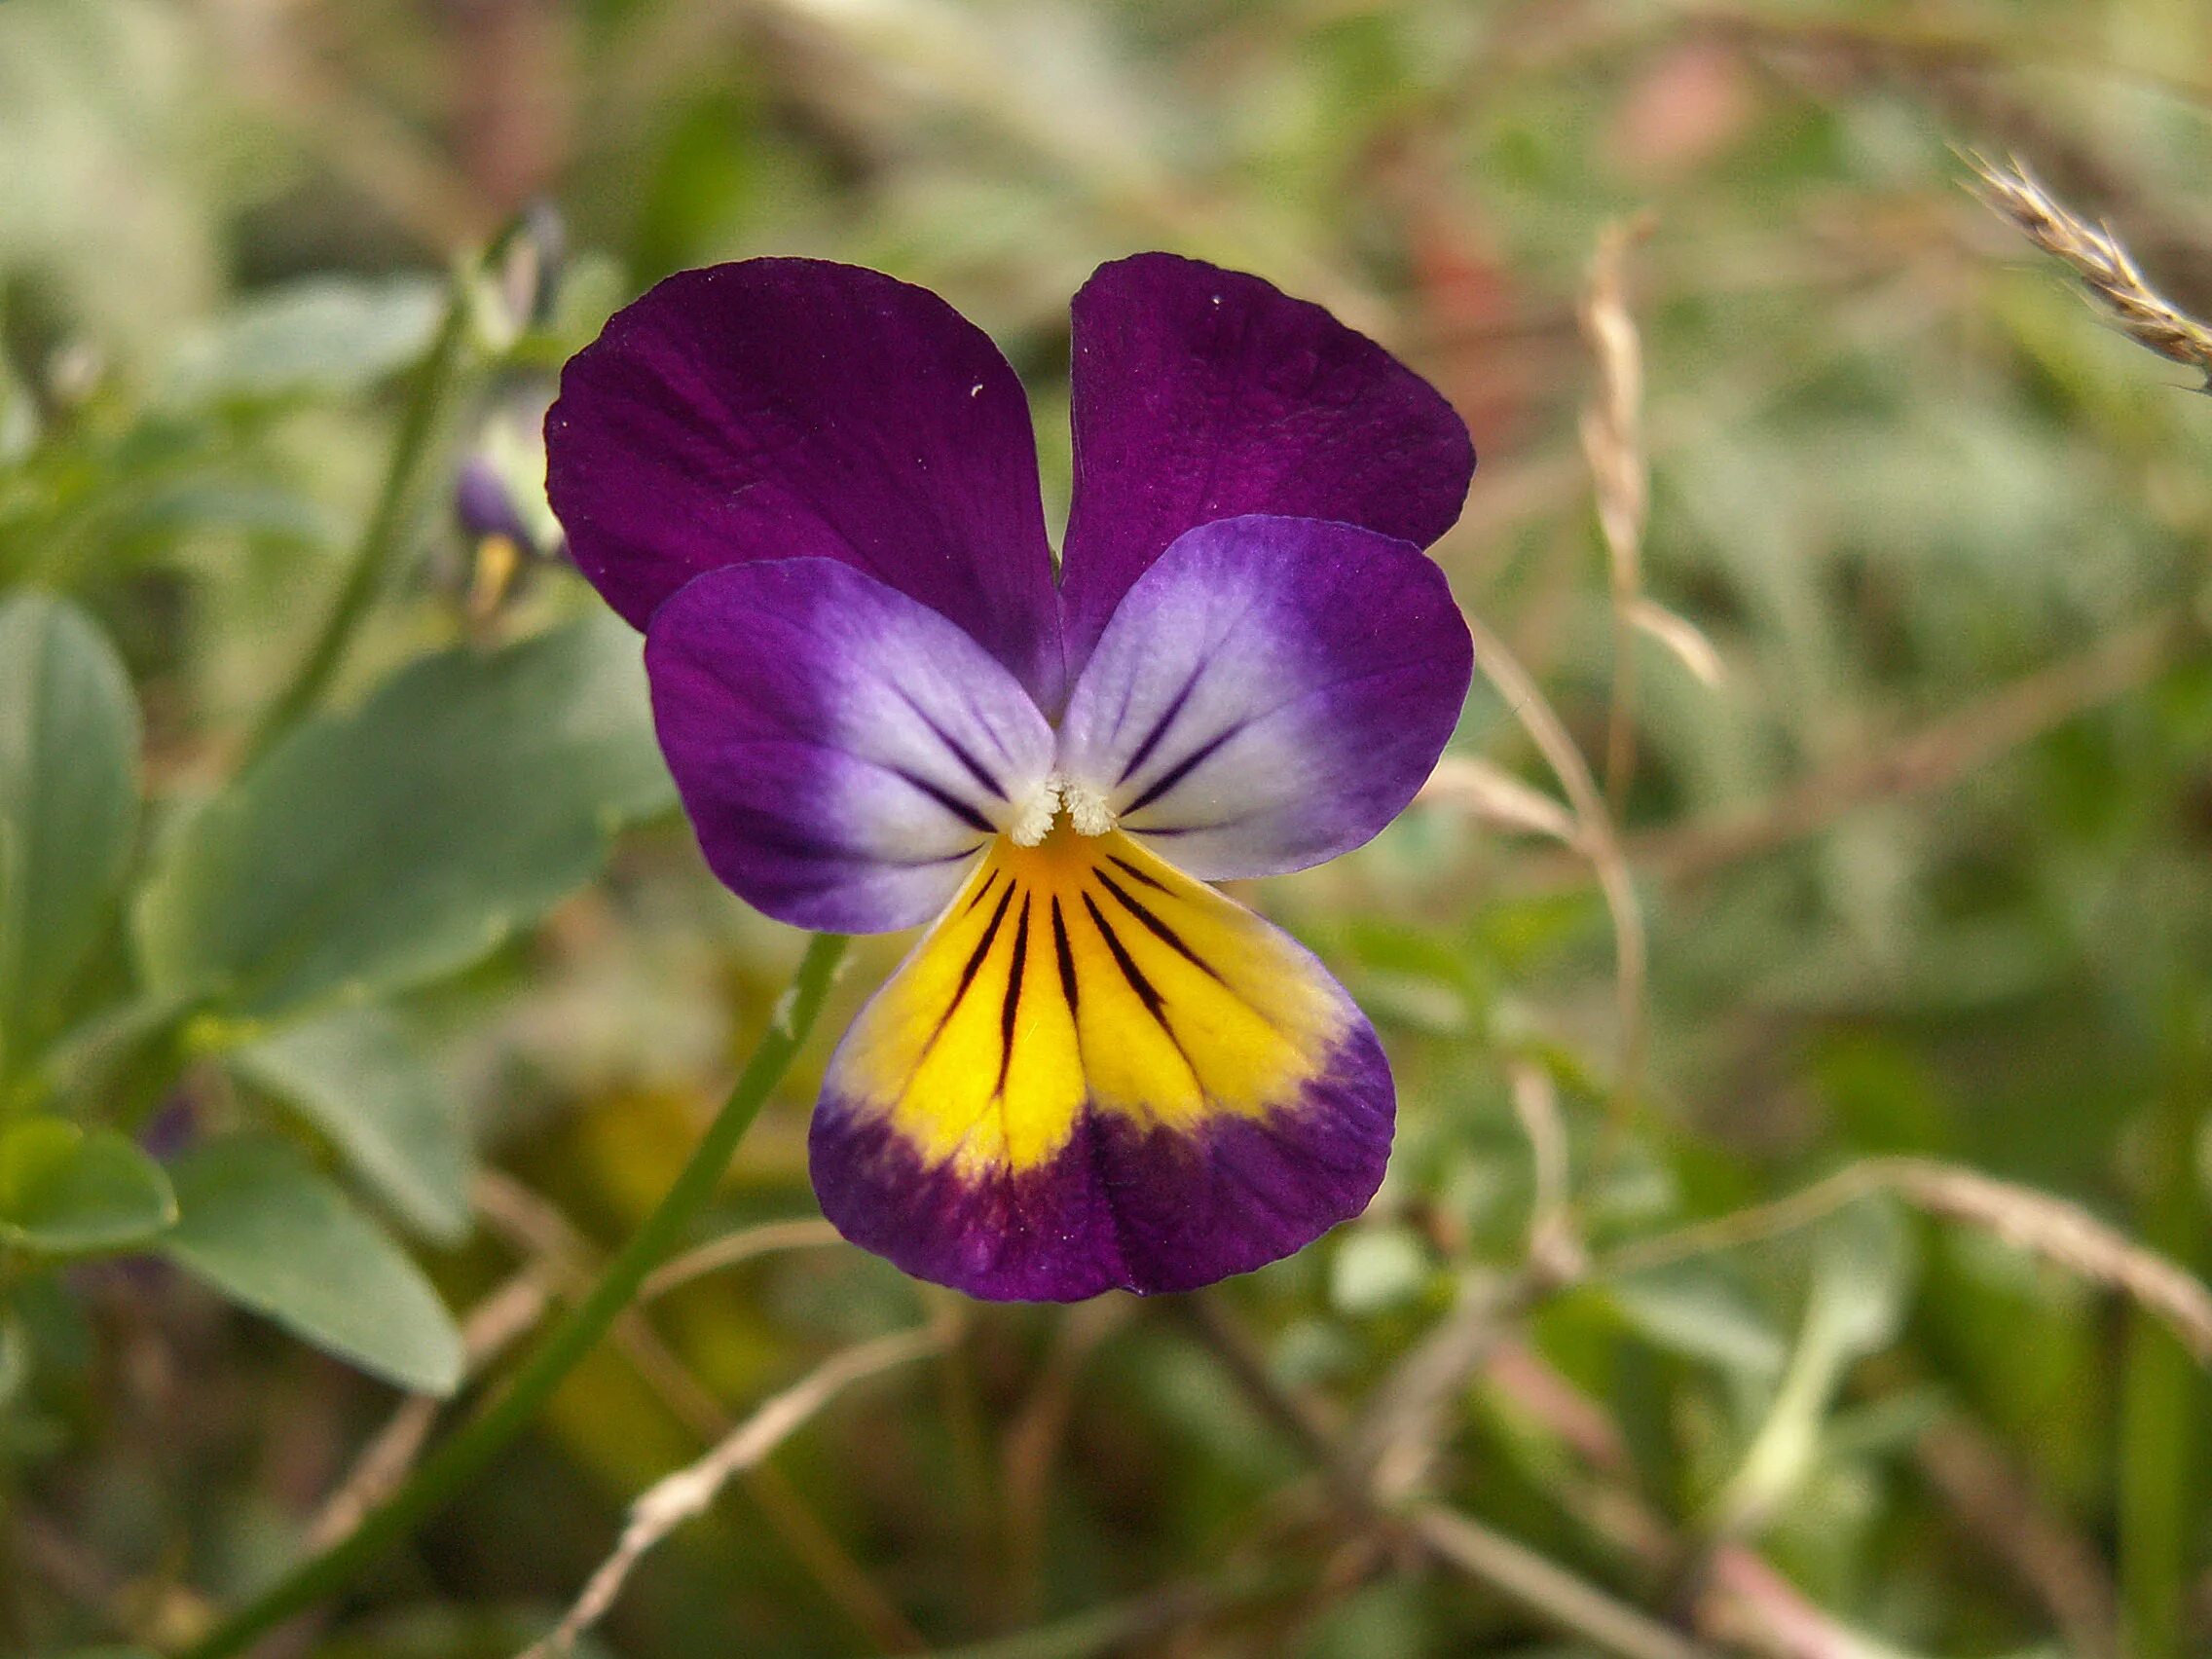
0;592;141;1078
162;1135;462;1395
161;276;443;406
233;1006;474;1244
134;615;673;1021
0;1117;176;1255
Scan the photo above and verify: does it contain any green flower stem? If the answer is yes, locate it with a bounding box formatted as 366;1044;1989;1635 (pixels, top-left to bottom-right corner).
176;931;851;1659
240;274;474;767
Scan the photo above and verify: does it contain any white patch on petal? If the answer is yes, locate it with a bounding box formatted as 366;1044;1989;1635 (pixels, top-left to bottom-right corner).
1009;777;1064;847
1010;774;1118;846
1063;780;1117;836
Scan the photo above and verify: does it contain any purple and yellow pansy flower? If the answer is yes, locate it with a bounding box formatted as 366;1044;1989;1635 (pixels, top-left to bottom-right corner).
545;254;1475;1302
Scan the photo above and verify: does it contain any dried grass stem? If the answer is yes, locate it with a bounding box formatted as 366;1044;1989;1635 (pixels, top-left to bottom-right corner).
1968;152;2212;387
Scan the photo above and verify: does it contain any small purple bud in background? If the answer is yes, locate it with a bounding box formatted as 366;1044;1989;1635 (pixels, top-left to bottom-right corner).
453;390;565;623
138;1090;200;1161
456;452;537;550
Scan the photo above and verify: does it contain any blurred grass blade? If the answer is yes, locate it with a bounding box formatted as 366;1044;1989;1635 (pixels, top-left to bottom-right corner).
1627;598;1726;687
1604;1263;1788;1380
163;1134;462;1395
1418;756;1580;843
233;1006;474;1244
2120;994;2208;1659
1709;1200;1911;1535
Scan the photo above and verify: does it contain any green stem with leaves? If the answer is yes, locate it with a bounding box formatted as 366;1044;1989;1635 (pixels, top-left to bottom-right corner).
175;931;851;1659
240;274;474;766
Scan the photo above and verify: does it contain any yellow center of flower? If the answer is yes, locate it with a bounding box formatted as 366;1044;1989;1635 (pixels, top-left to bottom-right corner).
827;825;1352;1174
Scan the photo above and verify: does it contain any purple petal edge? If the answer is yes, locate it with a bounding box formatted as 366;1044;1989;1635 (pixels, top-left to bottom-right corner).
809;1024;1392;1302
547;257;1065;704
1056;513;1474;882
1057;251;1475;677
645;558;1055;934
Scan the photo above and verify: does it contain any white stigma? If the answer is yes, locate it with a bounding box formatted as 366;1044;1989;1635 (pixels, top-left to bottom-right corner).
1008;774;1117;846
1008;780;1062;847
1064;781;1116;836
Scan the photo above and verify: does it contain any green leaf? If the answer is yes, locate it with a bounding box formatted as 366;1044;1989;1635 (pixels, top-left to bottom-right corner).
0;592;141;1076
162;1135;462;1394
233;1006;473;1244
134;615;673;1021
1708;1201;1913;1533
161;276;443;406
1604;1263;1788;1380
0;1118;175;1255
1328;1225;1433;1315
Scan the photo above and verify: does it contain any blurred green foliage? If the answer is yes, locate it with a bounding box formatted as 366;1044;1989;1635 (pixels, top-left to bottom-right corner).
4;0;2212;1656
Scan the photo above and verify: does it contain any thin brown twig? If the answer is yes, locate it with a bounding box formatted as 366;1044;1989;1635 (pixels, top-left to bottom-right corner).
472;1172;927;1653
1967;153;2212;387
1339;1053;1591;1505
1898;1162;2212;1364
1169;1293;1347;1482
1582;216;1654;813
1482;1342;1970;1659
639;1218;844;1303
1410;1505;1714;1659
1509;1059;1584;1283
519;1324;948;1659
1000;1299;1134;1626
1346;1269;1547;1504
1169;1299;1717;1659
1417;756;1580;845
1518;611;2189;888
1462;614;1649;1119
1917;1416;2120;1659
305;1267;555;1550
1597;1157;2212;1365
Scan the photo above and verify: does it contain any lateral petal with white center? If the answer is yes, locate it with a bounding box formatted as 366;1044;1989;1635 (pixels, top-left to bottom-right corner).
645;558;1056;934
1054;514;1474;881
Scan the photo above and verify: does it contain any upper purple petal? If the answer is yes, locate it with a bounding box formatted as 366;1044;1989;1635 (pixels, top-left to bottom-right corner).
1056;514;1472;880
547;258;1066;705
645;558;1055;934
1056;253;1475;675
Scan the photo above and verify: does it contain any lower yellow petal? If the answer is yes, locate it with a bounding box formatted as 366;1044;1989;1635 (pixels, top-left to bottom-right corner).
811;825;1390;1300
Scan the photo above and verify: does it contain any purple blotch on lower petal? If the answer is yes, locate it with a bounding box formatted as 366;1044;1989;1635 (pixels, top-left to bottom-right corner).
808;1024;1392;1302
